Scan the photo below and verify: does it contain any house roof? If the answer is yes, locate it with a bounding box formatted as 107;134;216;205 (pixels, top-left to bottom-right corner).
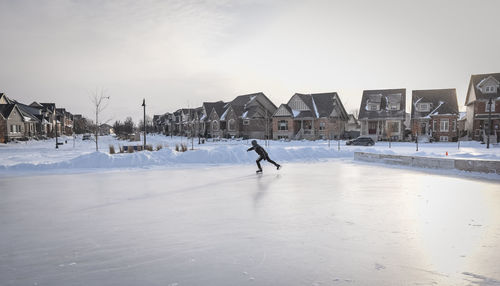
358;89;406;120
202;101;226;118
411;89;459;119
285;92;348;119
40;103;56;113
465;73;500;104
0;93;13;104
14;101;43;117
0;104;16;119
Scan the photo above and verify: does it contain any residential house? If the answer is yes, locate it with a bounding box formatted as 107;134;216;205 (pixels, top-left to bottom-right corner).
39;103;57;137
221;92;277;139
464;73;500;142
56;108;73;135
345;114;361;139
0;104;25;143
203;101;227;138
272;92;348;140
358;89;406;141
99;123;114;135
411;89;459;142
457;112;467;138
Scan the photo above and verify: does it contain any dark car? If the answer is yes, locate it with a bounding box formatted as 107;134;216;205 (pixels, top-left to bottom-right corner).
346;137;375;146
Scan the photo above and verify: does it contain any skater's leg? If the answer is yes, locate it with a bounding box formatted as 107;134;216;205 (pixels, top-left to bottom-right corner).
266;156;280;169
256;156;263;171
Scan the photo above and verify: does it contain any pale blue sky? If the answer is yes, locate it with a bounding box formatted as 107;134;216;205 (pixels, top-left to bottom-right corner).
1;0;499;121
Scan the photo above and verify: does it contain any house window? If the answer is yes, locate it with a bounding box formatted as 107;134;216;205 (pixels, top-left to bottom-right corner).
440;136;449;142
485;100;496;112
278;120;288;131
367;103;379;111
319;122;325;130
388;122;399;133
243;120;250;125
211;121;219;131
440;119;449;132
485;86;496;93
228;119;236;131
388;104;399;110
452;120;456;132
433;120;437;131
417;103;430;112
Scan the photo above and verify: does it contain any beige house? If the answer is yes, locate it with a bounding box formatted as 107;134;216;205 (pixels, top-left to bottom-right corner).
272;92;348;140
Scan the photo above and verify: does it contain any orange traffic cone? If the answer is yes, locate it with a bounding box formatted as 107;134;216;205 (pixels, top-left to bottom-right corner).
446;151;448;156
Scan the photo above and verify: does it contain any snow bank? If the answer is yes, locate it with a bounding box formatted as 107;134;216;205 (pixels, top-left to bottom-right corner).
0;145;356;172
1;135;499;174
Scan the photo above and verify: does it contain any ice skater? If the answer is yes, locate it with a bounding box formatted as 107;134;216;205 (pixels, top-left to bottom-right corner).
247;140;281;174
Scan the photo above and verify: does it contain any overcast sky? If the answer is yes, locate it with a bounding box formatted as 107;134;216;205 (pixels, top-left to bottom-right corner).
1;0;499;122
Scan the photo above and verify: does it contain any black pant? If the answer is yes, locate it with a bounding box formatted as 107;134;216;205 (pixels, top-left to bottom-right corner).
256;155;279;170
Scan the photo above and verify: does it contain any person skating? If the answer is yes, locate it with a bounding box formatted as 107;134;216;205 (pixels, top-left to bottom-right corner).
247;140;281;174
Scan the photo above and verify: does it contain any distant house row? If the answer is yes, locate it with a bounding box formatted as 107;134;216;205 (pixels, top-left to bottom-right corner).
153;72;499;143
0;93;82;143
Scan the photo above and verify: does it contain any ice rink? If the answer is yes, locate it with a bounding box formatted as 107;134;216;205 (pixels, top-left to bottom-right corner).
1;160;499;285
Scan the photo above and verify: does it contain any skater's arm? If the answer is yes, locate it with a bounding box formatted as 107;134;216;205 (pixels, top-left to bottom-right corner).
247;146;255;152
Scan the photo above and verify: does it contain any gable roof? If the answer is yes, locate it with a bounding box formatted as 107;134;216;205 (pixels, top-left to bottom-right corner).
358;89;406;120
0;93;13;104
411;89;459;119
225;92;277;119
0;104;25;120
283;92;348;119
0;104;16;119
40;103;56;113
465;73;500;104
202;101;226;119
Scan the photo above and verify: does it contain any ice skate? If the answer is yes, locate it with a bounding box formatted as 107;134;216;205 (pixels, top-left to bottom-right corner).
256;169;263;174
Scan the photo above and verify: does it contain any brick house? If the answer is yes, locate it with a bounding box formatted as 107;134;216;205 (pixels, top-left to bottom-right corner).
272;92;348;140
221;92;277;139
359;89;406;141
197;101;226;138
411;89;459;142
464;73;500;142
0;104;25;143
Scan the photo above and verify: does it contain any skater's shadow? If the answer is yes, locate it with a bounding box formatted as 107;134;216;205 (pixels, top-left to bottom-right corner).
253;174;281;210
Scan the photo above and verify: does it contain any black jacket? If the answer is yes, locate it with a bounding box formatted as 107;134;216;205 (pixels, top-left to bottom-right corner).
247;144;268;157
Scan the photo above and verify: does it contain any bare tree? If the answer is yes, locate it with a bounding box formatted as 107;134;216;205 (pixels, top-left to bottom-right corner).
90;88;110;151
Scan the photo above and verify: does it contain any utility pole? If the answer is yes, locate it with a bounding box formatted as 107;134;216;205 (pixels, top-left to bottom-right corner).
142;98;146;149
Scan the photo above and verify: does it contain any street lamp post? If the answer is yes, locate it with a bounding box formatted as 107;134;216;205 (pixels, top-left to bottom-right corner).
487;97;492;149
142;99;146;150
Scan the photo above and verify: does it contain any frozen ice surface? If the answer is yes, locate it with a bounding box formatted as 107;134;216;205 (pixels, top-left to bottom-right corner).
1;160;499;285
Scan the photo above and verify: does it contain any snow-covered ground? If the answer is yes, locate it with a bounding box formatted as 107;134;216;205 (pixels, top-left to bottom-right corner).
1;161;499;285
0;135;499;175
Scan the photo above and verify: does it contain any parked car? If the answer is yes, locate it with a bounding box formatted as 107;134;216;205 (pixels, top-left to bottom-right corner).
82;134;92;140
346;137;375;146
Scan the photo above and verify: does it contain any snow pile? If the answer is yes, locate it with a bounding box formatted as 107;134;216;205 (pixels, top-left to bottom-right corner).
1;135;499;174
0;144;356;172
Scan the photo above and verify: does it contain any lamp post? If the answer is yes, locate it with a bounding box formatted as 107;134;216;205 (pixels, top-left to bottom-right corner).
486;97;492;149
142;99;146;149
